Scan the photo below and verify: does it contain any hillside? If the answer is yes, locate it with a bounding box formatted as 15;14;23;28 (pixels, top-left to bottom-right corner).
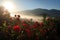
21;8;60;17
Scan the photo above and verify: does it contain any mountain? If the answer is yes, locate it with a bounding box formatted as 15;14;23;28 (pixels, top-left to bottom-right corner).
21;8;60;17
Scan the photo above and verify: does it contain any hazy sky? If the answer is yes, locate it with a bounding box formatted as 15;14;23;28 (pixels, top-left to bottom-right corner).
0;0;60;11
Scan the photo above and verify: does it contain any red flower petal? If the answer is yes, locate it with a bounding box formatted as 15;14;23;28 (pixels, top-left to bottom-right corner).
13;25;21;32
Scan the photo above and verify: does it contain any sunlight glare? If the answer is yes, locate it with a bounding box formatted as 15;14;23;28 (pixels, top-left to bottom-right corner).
2;1;17;17
2;1;15;12
10;13;14;17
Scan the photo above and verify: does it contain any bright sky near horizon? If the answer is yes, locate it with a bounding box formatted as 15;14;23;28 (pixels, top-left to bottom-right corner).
0;0;60;11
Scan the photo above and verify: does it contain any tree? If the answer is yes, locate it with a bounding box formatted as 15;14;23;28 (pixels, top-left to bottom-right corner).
0;6;11;26
0;6;4;18
3;9;10;19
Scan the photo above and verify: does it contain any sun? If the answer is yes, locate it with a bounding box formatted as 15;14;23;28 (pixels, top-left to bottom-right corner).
2;1;17;17
2;1;15;12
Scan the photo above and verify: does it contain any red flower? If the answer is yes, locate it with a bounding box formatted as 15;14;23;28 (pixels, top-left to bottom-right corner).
29;26;33;29
39;29;45;36
46;17;51;21
36;36;39;40
33;22;39;28
49;22;54;27
22;23;28;27
15;15;16;17
16;15;20;20
47;28;50;31
43;29;47;33
33;24;38;28
13;25;21;32
21;21;29;28
18;15;20;18
8;25;12;30
39;21;44;27
25;29;32;37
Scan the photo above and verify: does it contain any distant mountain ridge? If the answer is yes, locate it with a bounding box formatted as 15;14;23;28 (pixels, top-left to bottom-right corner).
21;8;60;17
